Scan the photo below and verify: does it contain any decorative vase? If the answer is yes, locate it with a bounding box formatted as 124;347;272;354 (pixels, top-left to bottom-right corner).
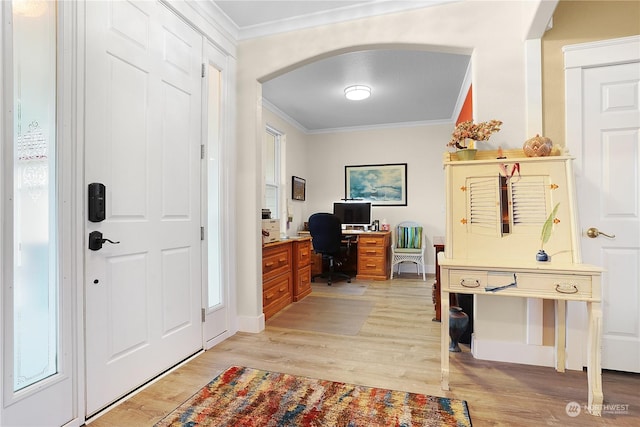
523;134;553;157
449;306;470;352
456;149;477;161
536;249;549;262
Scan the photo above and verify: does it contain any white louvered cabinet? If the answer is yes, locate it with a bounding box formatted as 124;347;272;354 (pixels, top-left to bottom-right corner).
447;152;576;263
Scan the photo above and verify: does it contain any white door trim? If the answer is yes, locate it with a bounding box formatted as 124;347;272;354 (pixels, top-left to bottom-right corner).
564;35;640;371
564;35;640;177
72;0;87;423
564;35;640;69
1;1;83;425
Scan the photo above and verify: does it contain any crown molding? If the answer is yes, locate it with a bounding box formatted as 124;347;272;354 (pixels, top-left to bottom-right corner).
307;118;454;135
215;0;458;41
262;99;309;134
192;0;239;42
263;100;454;135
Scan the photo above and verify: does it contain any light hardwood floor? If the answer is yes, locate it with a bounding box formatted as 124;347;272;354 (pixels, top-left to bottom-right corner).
88;276;638;426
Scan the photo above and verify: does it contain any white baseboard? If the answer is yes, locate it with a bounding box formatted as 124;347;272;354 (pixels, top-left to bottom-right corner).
237;313;265;333
396;263;435;275
205;330;234;350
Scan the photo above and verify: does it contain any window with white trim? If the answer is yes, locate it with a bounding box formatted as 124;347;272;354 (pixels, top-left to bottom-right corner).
264;126;281;219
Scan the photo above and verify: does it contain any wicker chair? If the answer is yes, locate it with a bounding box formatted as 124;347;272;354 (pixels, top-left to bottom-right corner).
390;221;426;281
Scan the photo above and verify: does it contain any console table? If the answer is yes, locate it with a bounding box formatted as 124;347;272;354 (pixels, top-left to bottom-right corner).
440;150;604;416
439;256;603;415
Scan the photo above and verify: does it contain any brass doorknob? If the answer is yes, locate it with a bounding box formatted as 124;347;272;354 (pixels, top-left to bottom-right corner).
586;227;615;239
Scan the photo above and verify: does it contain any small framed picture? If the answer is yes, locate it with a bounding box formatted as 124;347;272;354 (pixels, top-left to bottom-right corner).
292;176;306;201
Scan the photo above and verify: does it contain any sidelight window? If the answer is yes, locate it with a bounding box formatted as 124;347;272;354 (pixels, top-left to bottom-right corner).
11;0;58;391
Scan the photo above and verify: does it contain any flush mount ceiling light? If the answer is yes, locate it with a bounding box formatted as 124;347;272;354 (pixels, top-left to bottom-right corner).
344;85;371;101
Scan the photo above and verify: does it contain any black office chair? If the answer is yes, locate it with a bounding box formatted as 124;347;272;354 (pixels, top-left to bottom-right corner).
308;213;352;286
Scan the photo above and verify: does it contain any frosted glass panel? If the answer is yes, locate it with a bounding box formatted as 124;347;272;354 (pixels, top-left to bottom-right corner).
12;0;58;391
207;65;222;308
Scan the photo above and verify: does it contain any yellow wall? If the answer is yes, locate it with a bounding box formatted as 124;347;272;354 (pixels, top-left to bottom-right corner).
542;0;640;146
540;0;639;346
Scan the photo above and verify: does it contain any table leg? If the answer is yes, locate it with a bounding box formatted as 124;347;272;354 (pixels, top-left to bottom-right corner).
441;289;450;390
587;301;603;416
555;300;566;373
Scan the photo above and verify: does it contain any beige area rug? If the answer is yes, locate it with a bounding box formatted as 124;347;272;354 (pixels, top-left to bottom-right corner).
311;281;368;296
267;295;374;336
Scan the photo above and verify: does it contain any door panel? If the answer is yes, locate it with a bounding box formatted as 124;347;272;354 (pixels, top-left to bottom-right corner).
85;0;203;415
582;62;640;372
107;57;149;219
106;253;148;358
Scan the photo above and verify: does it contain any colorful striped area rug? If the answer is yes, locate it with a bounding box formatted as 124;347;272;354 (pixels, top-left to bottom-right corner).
155;366;472;427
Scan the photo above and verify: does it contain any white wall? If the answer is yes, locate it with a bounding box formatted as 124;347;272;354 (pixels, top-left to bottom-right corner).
304;124;451;272
236;1;551;330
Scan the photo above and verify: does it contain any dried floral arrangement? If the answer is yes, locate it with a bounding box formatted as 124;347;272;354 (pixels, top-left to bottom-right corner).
448;119;503;149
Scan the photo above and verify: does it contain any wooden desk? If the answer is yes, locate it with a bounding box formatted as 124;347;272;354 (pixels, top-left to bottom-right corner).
292;238;312;301
302;230;391;281
439;255;604;416
343;230;391;280
262;237;312;320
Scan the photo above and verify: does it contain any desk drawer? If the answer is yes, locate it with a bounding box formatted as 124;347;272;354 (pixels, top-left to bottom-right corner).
358;256;386;275
262;247;291;281
263;274;292;307
294;265;312;300
295;240;311;267
448;270;593;299
449;270;489;291
358;245;385;257
359;236;385;248
517;273;592;298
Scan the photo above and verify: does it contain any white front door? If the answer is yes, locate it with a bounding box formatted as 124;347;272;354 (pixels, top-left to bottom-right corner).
84;0;203;415
566;37;640;373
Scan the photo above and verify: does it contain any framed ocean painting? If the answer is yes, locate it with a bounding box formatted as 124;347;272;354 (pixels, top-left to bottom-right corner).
344;163;407;206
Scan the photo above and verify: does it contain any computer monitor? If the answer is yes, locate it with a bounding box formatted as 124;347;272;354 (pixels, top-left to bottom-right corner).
333;201;372;227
